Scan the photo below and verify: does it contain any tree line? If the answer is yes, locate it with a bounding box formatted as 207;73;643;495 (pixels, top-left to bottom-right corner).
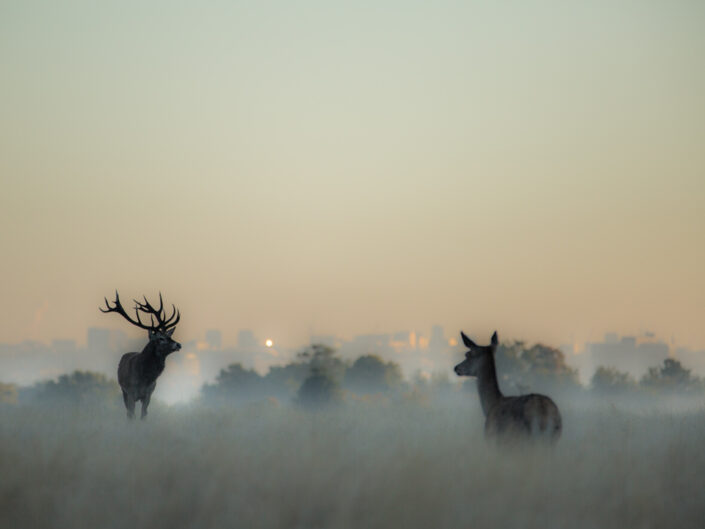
0;341;702;407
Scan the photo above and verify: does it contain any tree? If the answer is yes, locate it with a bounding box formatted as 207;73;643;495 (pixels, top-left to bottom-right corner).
295;344;344;409
494;341;579;394
522;344;578;384
297;344;346;381
641;358;703;393
22;371;121;407
343;355;402;395
202;363;265;403
262;362;310;401
296;366;342;409
199;344;348;405
591;366;637;394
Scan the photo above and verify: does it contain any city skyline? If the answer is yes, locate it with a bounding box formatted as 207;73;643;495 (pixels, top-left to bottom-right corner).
0;321;693;355
2;321;701;402
4;321;701;374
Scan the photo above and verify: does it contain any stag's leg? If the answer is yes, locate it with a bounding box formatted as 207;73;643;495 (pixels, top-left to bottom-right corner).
123;391;136;420
140;393;151;420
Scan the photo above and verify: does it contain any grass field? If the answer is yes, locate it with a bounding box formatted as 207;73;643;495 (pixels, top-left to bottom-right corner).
1;398;704;529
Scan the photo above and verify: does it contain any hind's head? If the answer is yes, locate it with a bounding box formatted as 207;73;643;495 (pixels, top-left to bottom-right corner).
454;331;498;377
148;327;181;358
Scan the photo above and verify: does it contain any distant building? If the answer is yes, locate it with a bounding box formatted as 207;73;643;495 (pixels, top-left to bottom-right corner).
621;336;636;349
87;327;110;353
428;325;447;352
559;344;576;356
587;334;669;377
237;330;258;349
205;329;222;350
637;341;669;361
86;327;128;353
351;334;391;353
51;339;76;354
604;333;619;344
673;347;705;376
392;331;411;343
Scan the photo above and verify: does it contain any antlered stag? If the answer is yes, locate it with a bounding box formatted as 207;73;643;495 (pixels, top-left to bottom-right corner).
454;331;562;443
100;292;181;419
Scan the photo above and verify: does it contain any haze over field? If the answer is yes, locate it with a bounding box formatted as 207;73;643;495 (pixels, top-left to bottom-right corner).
2;402;705;529
3;3;705;528
1;0;704;352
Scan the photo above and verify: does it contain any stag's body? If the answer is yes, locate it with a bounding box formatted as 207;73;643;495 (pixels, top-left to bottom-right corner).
118;343;166;419
101;292;181;420
455;331;561;443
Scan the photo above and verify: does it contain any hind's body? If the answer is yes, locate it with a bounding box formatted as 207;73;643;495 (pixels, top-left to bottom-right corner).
485;393;561;442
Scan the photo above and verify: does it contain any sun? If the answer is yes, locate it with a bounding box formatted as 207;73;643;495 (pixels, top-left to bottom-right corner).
265;339;273;348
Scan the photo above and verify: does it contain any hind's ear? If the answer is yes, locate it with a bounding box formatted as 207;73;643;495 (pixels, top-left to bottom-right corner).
461;331;477;349
491;331;498;346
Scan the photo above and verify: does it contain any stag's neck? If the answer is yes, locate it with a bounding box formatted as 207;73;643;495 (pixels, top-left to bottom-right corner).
476;356;503;417
139;341;166;381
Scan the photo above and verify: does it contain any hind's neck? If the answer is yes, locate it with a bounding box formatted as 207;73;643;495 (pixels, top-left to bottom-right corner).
476;356;503;417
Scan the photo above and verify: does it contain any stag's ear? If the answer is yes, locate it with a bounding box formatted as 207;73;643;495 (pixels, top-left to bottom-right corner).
166;327;175;337
461;331;477;349
491;331;498;347
148;329;156;340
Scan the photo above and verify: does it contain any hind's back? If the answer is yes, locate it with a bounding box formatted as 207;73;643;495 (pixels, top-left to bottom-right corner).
486;393;561;442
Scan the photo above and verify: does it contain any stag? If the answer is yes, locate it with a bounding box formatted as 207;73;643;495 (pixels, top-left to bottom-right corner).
100;291;181;419
454;331;562;443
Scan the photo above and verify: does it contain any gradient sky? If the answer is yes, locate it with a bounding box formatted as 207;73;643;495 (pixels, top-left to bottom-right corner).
1;1;704;350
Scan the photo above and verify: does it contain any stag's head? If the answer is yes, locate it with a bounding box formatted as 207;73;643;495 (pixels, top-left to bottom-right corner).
454;331;498;377
148;327;181;357
101;291;181;357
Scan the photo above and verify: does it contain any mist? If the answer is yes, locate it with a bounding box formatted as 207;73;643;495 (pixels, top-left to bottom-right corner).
2;392;704;529
3;335;705;528
2;325;704;404
3;0;705;527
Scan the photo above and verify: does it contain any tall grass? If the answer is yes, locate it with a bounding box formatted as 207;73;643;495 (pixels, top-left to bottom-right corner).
1;399;703;529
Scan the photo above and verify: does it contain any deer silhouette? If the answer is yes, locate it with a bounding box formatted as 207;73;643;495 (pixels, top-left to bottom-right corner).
454;331;561;443
100;291;181;420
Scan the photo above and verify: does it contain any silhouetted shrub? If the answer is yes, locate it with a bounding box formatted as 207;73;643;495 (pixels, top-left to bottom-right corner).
294;344;346;409
495;341;579;394
202;363;266;404
202;344;347;406
297;344;346;380
296;366;343;409
591;366;637;394
261;361;310;401
344;355;402;395
21;371;121;408
640;358;704;394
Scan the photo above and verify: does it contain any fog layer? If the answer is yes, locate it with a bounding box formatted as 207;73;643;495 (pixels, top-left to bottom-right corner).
1;400;702;529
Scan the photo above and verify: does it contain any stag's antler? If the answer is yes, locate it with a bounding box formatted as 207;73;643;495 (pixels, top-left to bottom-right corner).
133;292;180;331
100;291;180;332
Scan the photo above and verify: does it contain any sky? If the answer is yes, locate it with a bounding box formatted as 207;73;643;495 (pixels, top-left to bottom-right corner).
1;0;704;351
